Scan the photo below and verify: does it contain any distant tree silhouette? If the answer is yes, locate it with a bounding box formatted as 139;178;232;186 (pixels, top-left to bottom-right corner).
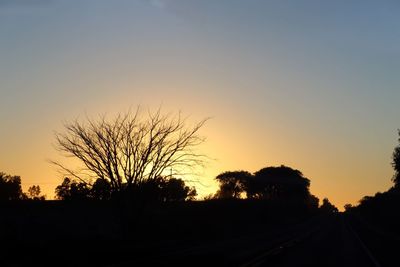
306;194;320;210
55;176;196;202
203;193;215;200
343;203;353;212
52;108;208;200
27;185;40;198
320;198;338;213
124;176;197;202
214;171;252;199
213;166;318;213
91;178;112;200
248;165;310;201
353;131;400;227
162;177;197;201
55;177;91;201
392;129;400;186
352;130;400;236
27;185;45;200
359;195;373;206
0;172;24;200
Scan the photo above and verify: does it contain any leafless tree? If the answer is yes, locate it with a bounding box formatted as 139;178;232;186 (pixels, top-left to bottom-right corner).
52;108;208;194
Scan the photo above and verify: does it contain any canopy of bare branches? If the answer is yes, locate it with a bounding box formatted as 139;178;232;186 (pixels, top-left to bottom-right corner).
53;108;208;193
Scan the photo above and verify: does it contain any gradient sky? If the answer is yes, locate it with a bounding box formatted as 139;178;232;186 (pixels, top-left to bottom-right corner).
1;0;400;209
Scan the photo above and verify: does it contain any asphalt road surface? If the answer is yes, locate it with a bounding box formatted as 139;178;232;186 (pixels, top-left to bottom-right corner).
116;213;382;267
241;214;380;267
4;213;381;266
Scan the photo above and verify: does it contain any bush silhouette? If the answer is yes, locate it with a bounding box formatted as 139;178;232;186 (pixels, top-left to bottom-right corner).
0;172;24;200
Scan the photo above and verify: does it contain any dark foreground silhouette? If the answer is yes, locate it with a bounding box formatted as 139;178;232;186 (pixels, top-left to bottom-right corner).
0;199;395;267
349;187;400;267
3;127;400;266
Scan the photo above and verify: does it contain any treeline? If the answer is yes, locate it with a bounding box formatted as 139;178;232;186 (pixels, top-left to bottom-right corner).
0;164;338;216
0;172;45;200
0;172;196;203
208;165;337;213
347;130;400;236
0;108;339;214
54;176;196;202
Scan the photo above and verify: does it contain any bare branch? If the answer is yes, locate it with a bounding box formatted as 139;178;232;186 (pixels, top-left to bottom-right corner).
52;108;209;193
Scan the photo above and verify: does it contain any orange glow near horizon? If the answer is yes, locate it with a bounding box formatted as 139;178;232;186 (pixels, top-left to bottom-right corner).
0;98;396;211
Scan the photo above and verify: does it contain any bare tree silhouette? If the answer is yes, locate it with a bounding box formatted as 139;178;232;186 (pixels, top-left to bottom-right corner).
52;108;208;196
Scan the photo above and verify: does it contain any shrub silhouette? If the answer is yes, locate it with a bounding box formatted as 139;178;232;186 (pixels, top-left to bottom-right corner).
0;172;24;200
55;176;196;202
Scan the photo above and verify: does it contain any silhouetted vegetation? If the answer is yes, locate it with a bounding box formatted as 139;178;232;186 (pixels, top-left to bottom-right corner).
162;177;197;201
214;170;251;199
0;172;24;200
1;164;326;266
353;187;400;232
320;198;338;213
392;129;400;186
55;177;92;200
213;165;320;213
55;176;196;202
0;172;45;201
5;110;376;266
307;193;320;211
342;130;400;266
91;177;112;200
26;185;46;200
343;203;353;211
350;130;400;232
250;166;310;201
52;108;208;200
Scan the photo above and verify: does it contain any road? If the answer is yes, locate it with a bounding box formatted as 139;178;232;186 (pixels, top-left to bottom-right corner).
241;214;380;267
1;213;382;266
115;213;381;266
0;203;387;267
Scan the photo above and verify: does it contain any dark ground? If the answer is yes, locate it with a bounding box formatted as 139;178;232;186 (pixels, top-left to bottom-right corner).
0;200;397;266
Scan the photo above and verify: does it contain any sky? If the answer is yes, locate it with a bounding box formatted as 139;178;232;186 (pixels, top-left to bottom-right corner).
1;0;400;209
